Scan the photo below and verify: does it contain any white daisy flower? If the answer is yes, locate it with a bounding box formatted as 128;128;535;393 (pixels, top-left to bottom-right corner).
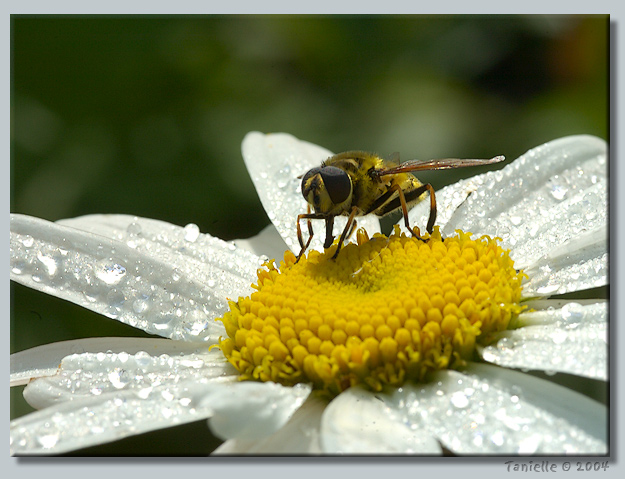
10;132;607;455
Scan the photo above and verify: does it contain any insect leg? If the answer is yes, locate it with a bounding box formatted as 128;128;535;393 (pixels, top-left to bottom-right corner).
296;209;328;262
323;215;335;249
400;183;436;234
424;184;436;234
346;218;358;240
382;183;437;237
331;206;358;259
297;204;314;249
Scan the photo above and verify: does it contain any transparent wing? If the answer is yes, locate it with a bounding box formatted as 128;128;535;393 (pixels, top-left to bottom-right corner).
377;156;505;176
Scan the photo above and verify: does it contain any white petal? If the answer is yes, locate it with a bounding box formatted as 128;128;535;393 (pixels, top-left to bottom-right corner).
57;214;261;300
213;393;325;454
385;364;606;454
11;377;232;455
242;131;381;254
320;386;442;454
206;382;311;441
11;337;210;387
233;223;289;261
10;214;242;342
480;302;608;380
12;376;310;455
409;135;607;285
522;226;607;296
22;348;236;409
521;297;607;312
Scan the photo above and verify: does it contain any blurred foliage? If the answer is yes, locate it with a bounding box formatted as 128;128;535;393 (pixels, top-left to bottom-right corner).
10;15;608;453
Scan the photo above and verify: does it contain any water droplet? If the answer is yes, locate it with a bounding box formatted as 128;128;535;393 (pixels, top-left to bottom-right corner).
83;290;98;303
509;216;522;226
183;311;209;336
126;222;142;235
183;223;200;243
138;387;153;399
161;390;175;401
108;369;131;389
491;430;504;447
550;184;568;201
153;313;175;331
95;261;127;285
132;297;149;314
21;235;34;247
134;351;152;368
36;251;59;276
37;431;60;449
561;302;584;322
450;391;469;408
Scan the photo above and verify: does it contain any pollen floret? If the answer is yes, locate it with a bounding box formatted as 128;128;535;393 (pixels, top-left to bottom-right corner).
218;226;524;396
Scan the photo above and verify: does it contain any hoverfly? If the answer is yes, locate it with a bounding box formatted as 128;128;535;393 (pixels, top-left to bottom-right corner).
297;150;505;260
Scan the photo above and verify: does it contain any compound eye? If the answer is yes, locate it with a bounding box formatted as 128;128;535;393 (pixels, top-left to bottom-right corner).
301;167;322;198
320;166;352;205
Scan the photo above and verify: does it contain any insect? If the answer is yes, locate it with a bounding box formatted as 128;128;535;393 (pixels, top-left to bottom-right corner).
297;150;505;260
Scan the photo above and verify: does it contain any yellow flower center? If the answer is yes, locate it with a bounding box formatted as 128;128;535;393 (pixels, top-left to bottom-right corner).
217;226;525;396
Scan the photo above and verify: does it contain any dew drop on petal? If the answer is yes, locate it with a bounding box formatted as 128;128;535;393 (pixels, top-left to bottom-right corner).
21;235;34;247
37;431;59;450
550;184;568;201
183;223;200;243
132;297;149;314
126;221;142;236
138;387;153;399
451;391;469;409
95;261;127;285
183;310;210;336
108;369;131;389
133;353;152;372
36;251;60;277
561;302;584;322
153;313;175;331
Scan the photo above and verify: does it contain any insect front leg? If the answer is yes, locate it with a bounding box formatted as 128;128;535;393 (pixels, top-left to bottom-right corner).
323;215;335;249
296;208;332;262
297;205;314;249
296;212;316;262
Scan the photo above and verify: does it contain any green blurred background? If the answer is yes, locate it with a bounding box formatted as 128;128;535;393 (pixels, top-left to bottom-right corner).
10;15;608;455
